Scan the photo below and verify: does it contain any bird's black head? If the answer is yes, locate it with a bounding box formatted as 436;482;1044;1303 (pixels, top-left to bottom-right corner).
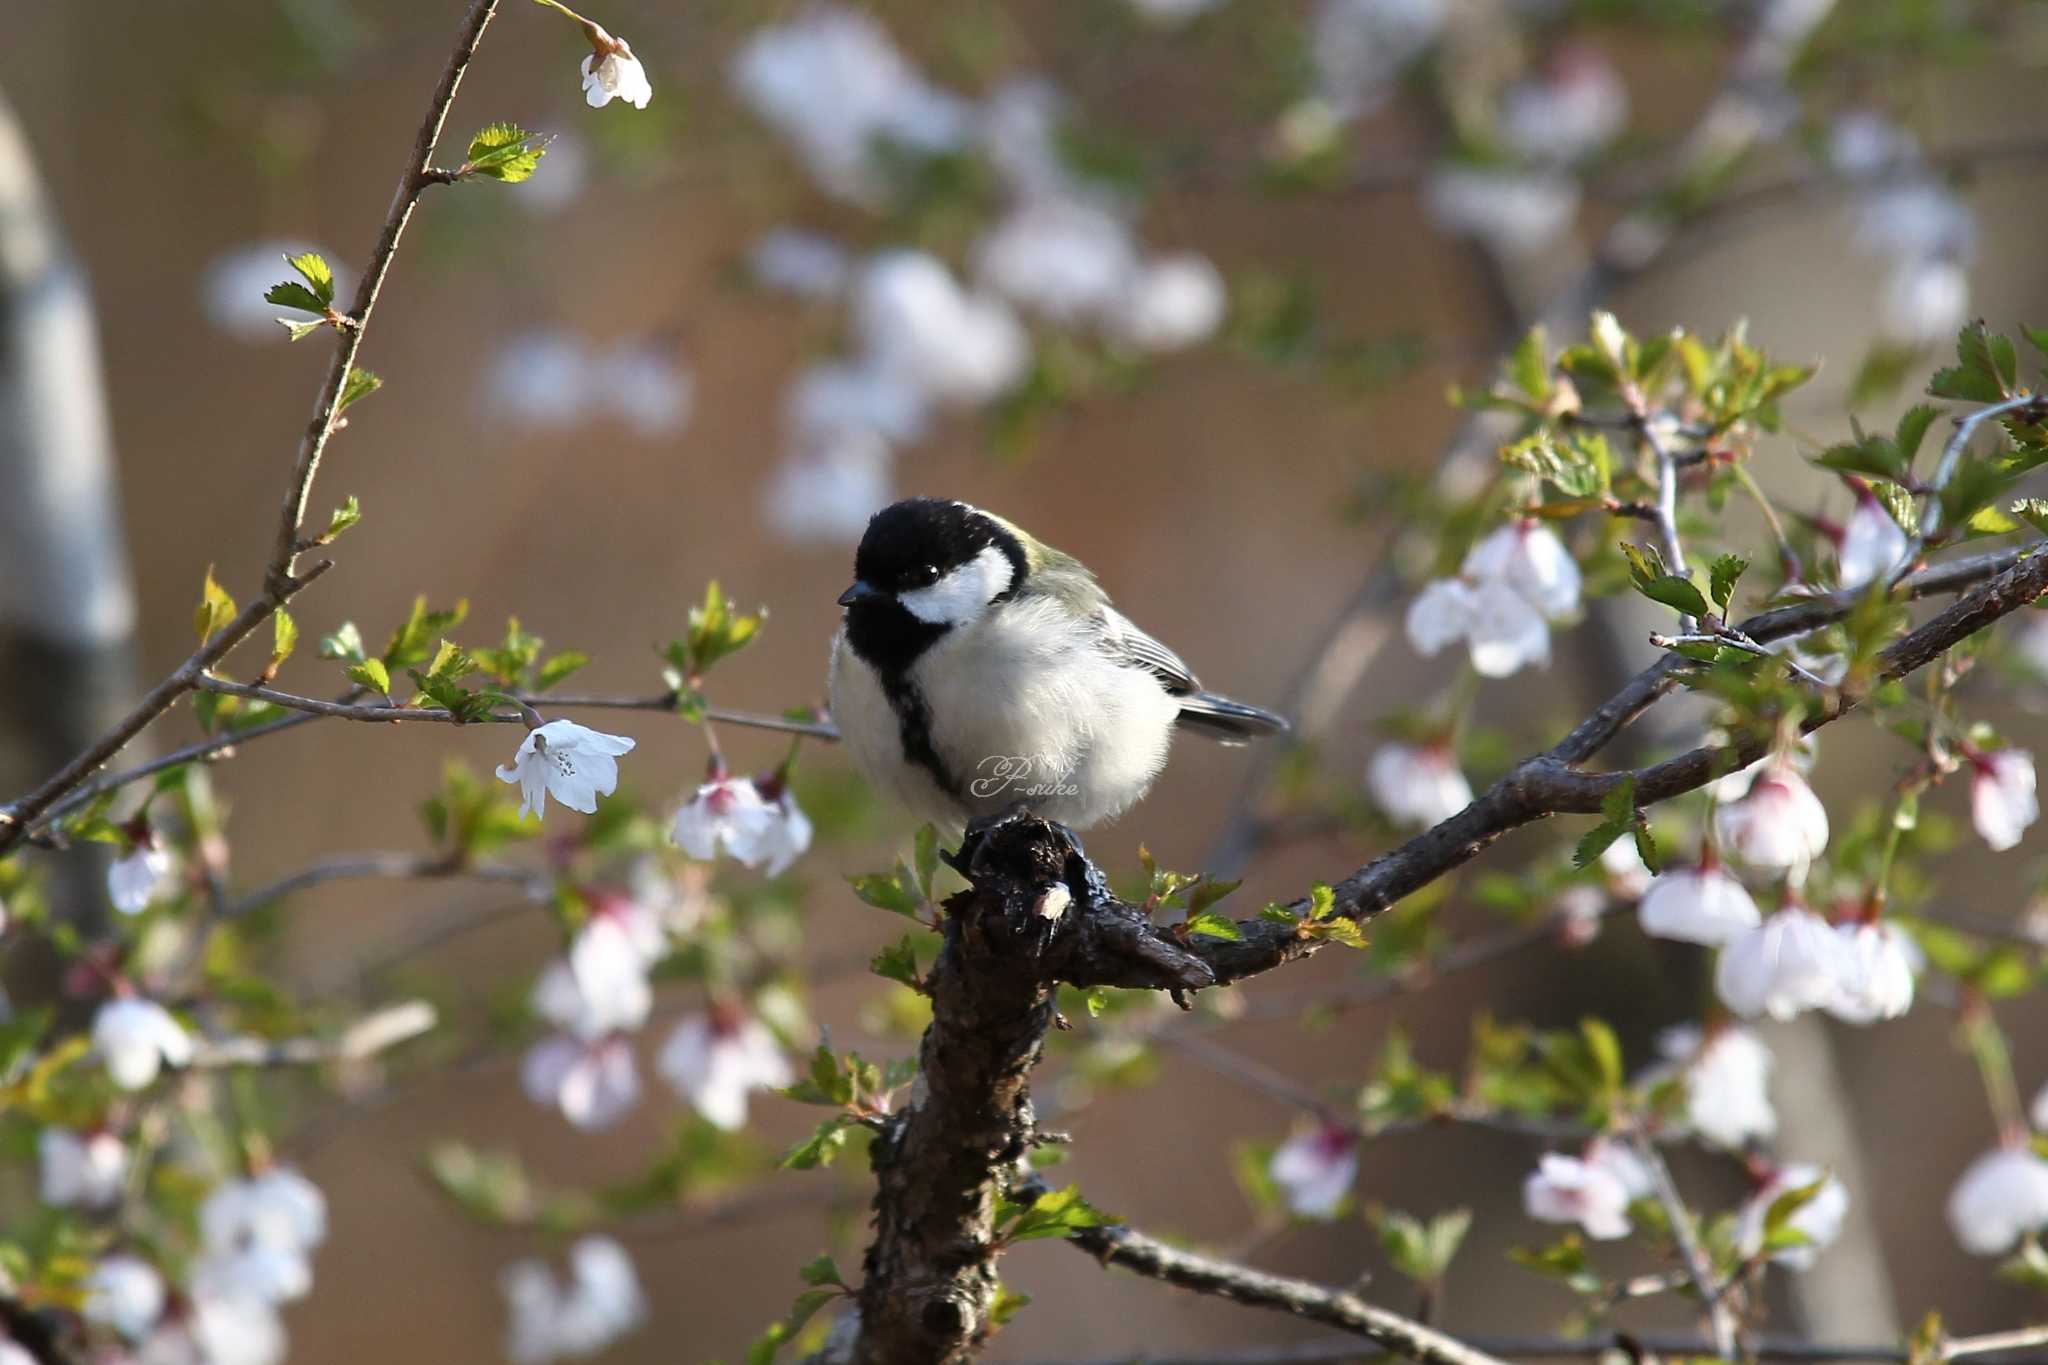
838;498;1028;675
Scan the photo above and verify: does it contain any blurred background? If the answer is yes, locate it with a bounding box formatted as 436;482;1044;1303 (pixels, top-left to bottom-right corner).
3;1;2048;1361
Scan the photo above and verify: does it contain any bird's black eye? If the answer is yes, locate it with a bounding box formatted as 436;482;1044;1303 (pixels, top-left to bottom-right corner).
906;564;941;589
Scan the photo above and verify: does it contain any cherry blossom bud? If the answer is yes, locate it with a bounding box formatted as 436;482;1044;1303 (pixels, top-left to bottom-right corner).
92;997;194;1091
1637;864;1761;946
657;1010;794;1131
1267;1123;1359;1219
495;721;636;822
85;1255;166;1339
1522;1151;1632;1240
1947;1144;2048;1256
1714;759;1829;872
1366;743;1472;829
38;1127;127;1209
1715;907;1851;1021
1826;921;1916;1024
1837;483;1911;590
1971;749;2038;853
1642;1024;1775;1149
1734;1163;1849;1270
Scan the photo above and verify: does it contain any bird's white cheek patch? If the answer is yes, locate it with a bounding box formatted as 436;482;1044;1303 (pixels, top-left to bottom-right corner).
899;545;1014;625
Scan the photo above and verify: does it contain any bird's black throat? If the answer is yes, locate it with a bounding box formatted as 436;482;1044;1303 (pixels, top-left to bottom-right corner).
844;599;963;799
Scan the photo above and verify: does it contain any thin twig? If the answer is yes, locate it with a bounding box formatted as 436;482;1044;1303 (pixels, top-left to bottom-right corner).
191;1000;437;1068
1626;1131;1735;1357
0;0;503;857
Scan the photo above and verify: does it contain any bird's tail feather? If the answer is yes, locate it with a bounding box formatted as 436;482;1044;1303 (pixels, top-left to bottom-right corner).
1174;692;1289;746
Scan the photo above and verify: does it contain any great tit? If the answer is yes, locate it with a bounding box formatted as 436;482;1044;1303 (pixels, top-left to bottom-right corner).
828;497;1287;830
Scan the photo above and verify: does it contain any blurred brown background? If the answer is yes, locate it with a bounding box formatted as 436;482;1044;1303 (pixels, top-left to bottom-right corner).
4;1;2048;1360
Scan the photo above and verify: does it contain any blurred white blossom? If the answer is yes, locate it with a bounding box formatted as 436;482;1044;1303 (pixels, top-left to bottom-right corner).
749;228;854;300
194;1167;327;1307
595;343;695;438
502;1236;647;1364
1498;48;1627;164
481;329;593;429
658;1010;794;1130
1426;167;1580;257
1880;257;1971;348
762;431;896;544
672;773;813;875
1636;863;1761;946
1826;921;1917;1024
1109;253;1228;352
855;251;1030;405
1734;1163;1849;1270
1645;1024;1775;1149
975;198;1140;325
1971;749;2038;852
522;1034;640;1131
1715;906;1850;1021
731;6;970;203
1947;1144;2048;1256
1366;742;1472;828
1837;483;1911;589
1406;520;1580;677
1714;758;1829;872
85;1255;166;1340
1268;1123;1359;1219
39;1127;127;1209
108;839;173;915
1310;0;1446;120
1523;1151;1632;1240
93;997;194;1091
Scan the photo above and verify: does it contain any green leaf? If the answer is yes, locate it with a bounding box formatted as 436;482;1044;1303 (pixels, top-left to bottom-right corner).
534;651;588;691
1183;910;1242;941
1509;325;1550;402
277;316;327;341
264;281;327;316
1598;775;1636;828
1573;820;1627;869
269;609;300;673
383;597;469;669
1307;883;1336;920
998;1185;1119;1243
346;658;391;695
193;566;237;643
287;251;335;307
780;1116;856;1170
465;122;550;183
849;872;920;918
1579;1017;1624;1093
1307;916;1368;950
337;367;382;415
1186;877;1243;918
745;1287;840;1365
321;496;363;544
1709;553;1748;613
682;581;765;678
1896;404;1942;468
1258;904;1302;926
1618;542;1708;619
797;1254;845;1289
869;936;923;992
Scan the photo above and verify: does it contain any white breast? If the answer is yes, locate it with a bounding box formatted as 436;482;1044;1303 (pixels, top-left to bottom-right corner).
831;596;1182;830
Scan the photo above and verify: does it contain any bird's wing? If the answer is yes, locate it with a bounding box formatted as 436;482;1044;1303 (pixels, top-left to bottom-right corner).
1097;606;1200;696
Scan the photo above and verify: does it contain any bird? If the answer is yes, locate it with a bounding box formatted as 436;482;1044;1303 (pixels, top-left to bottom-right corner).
828;497;1287;831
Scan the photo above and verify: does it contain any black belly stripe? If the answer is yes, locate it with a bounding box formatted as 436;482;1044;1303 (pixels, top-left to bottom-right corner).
880;669;962;800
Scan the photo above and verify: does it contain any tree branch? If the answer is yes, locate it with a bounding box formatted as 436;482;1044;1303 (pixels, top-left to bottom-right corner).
1059;1215;1511;1365
0;0;501;857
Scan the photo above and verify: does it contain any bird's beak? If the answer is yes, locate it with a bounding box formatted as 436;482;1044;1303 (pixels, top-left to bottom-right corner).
838;581;880;608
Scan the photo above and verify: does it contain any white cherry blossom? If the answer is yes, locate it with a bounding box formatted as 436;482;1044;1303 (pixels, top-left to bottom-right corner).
854;251;1030;405
1406;521;1580;678
85;1255;166;1339
1637;863;1761;946
522;1034;640;1131
974;197;1139;325
1461;522;1582;621
1734;1163;1849;1269
1366;743;1472;829
502;1236;647;1365
39;1127;127;1208
496;720;636;821
108;839;173;915
762;431;895;545
195;1167;327;1306
1644;1024;1775;1149
1311;0;1447;120
93;997;194;1091
1716;907;1852;1021
1498;48;1627;164
1425;166;1580;257
1837;483;1911;589
580;36;653;110
1109;253;1228;352
672;774;813;875
1827;921;1917;1023
1268;1123;1360;1219
1880;257;1970;347
1971;749;2038;852
1947;1144;2048;1256
1714;758;1829;872
594;343;694;438
786;361;931;449
657;1010;794;1131
1523;1151;1632;1240
481;329;592;430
